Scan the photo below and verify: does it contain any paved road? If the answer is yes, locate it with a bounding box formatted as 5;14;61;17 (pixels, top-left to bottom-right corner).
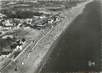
40;0;101;72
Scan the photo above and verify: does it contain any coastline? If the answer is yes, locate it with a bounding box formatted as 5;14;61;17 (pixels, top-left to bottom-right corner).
0;0;93;73
34;0;93;73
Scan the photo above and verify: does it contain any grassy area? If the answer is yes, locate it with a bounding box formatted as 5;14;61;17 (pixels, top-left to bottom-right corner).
0;0;84;16
0;38;16;54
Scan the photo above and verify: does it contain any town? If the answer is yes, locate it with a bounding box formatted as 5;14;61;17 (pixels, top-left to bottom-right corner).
0;10;63;65
0;0;93;73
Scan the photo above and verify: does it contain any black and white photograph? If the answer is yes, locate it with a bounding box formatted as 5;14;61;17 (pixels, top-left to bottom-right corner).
0;0;101;73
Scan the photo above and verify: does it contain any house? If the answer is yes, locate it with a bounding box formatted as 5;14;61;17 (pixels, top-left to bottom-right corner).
39;15;47;19
48;18;54;24
2;19;14;27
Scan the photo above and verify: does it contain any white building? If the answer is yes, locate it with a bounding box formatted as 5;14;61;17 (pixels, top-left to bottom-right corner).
2;20;14;27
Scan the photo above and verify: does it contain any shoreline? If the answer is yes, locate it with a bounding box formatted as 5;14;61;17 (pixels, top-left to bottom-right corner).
0;0;93;73
34;0;93;73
